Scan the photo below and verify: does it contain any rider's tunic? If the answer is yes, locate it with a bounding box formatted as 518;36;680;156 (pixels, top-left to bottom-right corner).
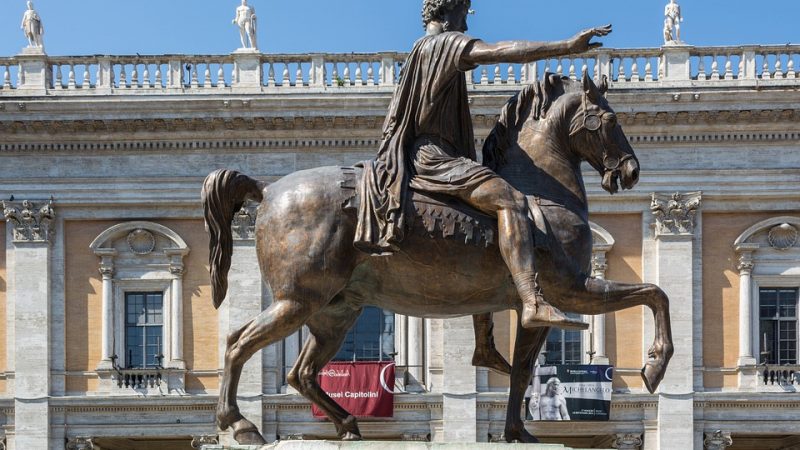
355;31;500;255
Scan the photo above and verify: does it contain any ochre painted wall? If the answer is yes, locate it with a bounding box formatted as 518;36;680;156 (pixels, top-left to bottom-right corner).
702;212;780;390
64;220;217;394
592;214;644;390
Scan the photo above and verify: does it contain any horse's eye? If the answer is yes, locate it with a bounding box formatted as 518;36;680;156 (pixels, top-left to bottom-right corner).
605;114;617;126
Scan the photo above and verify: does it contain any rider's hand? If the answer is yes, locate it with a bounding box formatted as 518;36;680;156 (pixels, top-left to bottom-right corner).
569;25;612;53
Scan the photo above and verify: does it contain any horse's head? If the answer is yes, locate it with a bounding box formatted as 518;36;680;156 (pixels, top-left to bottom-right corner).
566;72;640;194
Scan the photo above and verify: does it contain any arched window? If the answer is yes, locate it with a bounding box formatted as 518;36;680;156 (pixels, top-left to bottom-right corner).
90;221;189;393
734;216;800;376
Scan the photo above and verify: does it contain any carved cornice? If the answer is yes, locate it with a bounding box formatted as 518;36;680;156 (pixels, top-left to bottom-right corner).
1;107;799;138
231;202;258;241
704;430;733;450
2;198;55;243
613;433;643;450
651;192;702;237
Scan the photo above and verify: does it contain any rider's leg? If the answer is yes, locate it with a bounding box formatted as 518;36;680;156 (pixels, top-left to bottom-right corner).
464;178;587;330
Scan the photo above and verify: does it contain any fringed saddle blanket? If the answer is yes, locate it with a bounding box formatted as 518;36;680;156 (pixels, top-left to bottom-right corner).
341;166;545;248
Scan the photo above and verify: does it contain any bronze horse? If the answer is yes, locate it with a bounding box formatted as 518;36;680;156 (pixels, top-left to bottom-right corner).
202;72;673;444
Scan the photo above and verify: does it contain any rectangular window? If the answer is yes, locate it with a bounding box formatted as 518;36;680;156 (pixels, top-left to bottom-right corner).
334;306;395;362
544;313;583;365
759;288;798;365
125;292;164;369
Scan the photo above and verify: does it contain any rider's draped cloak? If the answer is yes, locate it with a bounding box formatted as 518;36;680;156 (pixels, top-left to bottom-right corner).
355;31;499;255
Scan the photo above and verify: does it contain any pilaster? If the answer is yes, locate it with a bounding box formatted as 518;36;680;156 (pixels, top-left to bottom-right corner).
219;204;263;441
650;192;701;450
440;316;478;442
3;199;55;449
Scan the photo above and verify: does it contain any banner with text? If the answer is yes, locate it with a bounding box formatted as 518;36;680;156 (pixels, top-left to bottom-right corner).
526;365;614;421
312;362;395;418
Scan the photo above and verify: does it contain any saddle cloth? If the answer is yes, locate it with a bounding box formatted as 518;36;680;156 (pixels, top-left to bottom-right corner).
340;166;547;249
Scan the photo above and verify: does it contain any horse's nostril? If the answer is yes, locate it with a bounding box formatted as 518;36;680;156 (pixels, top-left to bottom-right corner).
632;168;640;182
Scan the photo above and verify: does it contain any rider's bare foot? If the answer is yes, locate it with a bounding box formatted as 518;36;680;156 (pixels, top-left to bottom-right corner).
521;301;589;330
472;348;512;375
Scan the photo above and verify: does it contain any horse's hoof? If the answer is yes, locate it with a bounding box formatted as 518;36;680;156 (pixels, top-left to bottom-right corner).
472;350;512;376
342;432;362;441
215;404;242;431
232;419;267;445
641;361;665;394
505;428;539;444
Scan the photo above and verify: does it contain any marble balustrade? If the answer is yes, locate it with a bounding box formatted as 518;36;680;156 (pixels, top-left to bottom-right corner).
1;45;798;95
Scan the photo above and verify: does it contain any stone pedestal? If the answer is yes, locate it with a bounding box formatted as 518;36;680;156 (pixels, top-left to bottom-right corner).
660;46;691;82
233;49;263;90
15;48;48;95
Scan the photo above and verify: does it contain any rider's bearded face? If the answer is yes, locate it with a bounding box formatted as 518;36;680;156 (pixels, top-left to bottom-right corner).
442;1;470;32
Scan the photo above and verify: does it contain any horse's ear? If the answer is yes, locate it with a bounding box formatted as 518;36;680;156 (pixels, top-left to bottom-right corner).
582;70;601;101
544;72;562;91
598;75;609;96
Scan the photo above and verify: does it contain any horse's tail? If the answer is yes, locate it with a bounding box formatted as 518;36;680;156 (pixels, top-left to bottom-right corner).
201;169;264;309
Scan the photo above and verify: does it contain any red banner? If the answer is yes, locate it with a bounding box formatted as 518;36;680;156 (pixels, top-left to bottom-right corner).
312;362;395;418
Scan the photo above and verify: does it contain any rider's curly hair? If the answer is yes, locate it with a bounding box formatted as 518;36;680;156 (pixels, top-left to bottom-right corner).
421;0;470;28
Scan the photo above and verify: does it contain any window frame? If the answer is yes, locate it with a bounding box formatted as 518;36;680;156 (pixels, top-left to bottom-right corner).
752;276;800;366
124;291;166;369
114;279;172;370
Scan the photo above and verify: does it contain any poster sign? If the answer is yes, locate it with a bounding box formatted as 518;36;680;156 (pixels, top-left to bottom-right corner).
526;365;613;421
312;362;395;418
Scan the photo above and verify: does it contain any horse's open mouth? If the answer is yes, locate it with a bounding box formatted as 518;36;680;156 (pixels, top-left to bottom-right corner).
602;170;620;194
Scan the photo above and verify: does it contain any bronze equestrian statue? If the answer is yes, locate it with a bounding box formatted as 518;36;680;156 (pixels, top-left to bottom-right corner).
203;0;674;444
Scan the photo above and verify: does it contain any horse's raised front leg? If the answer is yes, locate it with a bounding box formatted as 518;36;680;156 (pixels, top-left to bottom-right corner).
288;300;363;440
504;324;549;443
217;299;312;445
551;276;674;394
471;313;512;376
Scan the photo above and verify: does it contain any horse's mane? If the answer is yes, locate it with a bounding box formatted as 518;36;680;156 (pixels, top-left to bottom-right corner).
482;74;570;171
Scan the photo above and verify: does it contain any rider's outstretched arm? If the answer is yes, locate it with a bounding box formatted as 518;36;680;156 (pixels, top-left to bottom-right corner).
462;25;612;66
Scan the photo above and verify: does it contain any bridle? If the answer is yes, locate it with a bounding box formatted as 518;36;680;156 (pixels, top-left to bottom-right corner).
571;90;635;176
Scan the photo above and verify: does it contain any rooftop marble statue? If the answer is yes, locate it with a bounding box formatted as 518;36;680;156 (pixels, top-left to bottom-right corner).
663;0;684;44
21;0;44;49
233;0;258;50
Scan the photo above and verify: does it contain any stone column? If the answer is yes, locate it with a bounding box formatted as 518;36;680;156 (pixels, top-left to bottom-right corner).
704;431;733;450
734;245;758;372
590;249;611;365
650;192;702;450
407;316;425;391
3;199;55;449
217;205;263;444
96;251;116;371
613;433;643;450
440;316;478;442
168;265;186;369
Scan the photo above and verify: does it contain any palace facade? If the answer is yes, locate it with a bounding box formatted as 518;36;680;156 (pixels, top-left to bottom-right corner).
0;43;799;450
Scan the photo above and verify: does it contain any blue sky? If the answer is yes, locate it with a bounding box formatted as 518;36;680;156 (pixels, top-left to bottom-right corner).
1;1;798;56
